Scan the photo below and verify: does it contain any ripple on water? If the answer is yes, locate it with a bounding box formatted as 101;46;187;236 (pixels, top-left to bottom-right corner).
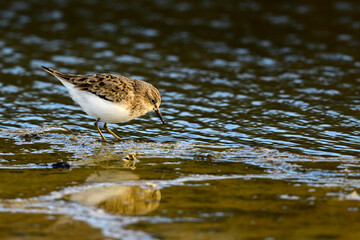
0;0;359;158
52;55;86;64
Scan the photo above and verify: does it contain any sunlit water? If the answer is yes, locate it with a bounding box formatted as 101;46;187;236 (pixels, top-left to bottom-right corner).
1;0;360;239
1;127;360;239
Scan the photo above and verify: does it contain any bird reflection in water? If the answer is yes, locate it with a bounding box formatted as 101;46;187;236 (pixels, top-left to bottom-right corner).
69;170;161;215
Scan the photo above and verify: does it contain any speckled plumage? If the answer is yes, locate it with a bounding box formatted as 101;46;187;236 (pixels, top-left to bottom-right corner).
41;66;165;141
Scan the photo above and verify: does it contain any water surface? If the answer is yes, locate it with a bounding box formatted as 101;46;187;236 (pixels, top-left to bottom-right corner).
0;0;360;239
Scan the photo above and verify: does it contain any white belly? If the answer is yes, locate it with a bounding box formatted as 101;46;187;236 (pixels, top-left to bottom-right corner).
58;79;131;123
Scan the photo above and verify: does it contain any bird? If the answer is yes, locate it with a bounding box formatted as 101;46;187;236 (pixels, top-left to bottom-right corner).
41;66;165;141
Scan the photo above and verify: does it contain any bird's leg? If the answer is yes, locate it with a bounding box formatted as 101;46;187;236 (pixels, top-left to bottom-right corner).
94;118;107;141
104;123;121;140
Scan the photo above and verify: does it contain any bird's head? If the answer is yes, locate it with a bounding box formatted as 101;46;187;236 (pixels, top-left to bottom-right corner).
147;87;165;124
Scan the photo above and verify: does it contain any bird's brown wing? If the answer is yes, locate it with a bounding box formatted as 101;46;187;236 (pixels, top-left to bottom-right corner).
41;66;135;102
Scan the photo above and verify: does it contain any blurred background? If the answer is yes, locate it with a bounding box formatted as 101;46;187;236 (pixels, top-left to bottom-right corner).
0;0;359;156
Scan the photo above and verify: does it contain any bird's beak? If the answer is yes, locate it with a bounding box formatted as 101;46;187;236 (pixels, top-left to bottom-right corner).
154;108;165;124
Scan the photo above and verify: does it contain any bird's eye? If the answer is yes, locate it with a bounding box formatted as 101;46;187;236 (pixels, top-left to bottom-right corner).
151;99;156;104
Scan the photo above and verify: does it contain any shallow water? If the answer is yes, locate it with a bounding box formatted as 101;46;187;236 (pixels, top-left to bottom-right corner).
1;0;360;239
1;127;360;239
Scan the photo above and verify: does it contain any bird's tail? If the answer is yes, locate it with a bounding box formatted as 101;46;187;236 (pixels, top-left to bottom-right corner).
41;65;56;74
41;66;76;82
